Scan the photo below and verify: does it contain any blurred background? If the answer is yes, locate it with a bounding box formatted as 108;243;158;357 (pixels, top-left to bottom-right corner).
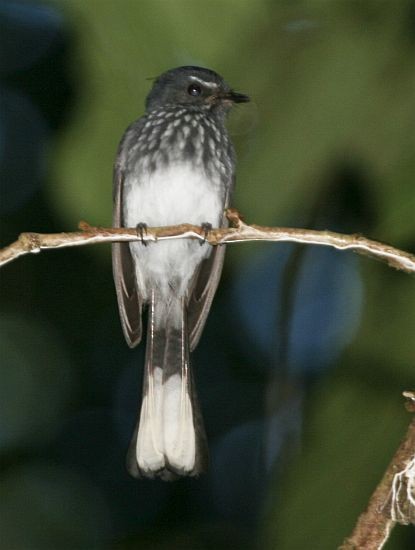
1;1;414;548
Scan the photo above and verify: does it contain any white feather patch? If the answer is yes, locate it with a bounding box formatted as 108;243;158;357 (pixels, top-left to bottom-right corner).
136;366;196;475
124;162;222;307
136;367;165;473
163;370;196;472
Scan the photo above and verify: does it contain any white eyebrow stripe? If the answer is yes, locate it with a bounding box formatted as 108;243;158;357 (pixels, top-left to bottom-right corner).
189;76;219;88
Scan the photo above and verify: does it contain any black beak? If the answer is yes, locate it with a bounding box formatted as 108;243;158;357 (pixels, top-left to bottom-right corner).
223;90;250;103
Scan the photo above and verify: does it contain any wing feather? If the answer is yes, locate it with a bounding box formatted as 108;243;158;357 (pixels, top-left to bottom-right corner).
188;193;231;351
112;123;144;348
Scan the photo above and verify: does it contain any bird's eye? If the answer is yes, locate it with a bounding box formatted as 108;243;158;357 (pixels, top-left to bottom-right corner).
187;84;202;97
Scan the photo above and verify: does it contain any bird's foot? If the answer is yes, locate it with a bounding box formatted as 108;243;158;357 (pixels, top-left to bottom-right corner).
136;223;148;246
199;222;212;246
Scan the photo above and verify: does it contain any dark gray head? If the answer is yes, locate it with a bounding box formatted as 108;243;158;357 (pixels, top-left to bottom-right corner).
145;66;249;113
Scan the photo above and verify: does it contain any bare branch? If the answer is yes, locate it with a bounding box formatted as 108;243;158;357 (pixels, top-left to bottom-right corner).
339;392;415;550
0;210;414;273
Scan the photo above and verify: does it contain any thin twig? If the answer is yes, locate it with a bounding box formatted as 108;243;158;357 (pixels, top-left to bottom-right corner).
0;210;414;273
339;392;415;550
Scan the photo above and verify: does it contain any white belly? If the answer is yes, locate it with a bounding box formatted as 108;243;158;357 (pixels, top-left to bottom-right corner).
123;162;223;301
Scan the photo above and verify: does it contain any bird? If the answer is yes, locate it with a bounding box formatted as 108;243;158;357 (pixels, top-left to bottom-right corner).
112;66;249;480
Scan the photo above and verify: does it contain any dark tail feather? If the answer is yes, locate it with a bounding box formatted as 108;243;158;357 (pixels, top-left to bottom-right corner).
127;292;208;480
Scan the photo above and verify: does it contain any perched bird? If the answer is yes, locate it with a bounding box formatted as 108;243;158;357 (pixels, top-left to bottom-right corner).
112;66;249;479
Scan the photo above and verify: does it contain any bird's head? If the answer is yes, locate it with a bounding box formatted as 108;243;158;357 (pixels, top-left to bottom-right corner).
145;66;249;113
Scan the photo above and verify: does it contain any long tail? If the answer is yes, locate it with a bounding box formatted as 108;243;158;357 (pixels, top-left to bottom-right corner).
127;292;208;480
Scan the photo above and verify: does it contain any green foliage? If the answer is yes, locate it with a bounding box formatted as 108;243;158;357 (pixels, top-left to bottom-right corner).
262;374;410;549
0;314;74;450
0;462;110;549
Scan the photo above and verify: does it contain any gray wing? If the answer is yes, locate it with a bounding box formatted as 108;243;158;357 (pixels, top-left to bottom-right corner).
188;190;231;351
112;121;144;348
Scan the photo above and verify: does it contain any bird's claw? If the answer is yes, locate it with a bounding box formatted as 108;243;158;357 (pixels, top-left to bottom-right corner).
136;222;148;246
200;222;212;246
